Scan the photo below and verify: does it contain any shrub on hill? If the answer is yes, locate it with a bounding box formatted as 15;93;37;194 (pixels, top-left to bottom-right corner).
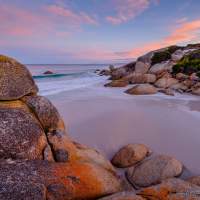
172;50;200;77
151;46;182;65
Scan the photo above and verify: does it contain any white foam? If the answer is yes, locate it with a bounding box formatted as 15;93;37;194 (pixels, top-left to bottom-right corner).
36;74;107;96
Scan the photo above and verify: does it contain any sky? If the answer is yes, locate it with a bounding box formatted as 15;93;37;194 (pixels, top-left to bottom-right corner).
0;0;200;64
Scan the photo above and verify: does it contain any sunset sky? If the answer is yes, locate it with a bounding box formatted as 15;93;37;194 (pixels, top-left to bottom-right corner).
1;0;200;64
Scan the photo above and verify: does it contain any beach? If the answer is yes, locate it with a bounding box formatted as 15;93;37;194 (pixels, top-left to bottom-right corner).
44;78;200;175
26;64;200;174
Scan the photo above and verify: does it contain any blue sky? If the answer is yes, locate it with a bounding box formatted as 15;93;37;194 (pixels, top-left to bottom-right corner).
0;0;200;64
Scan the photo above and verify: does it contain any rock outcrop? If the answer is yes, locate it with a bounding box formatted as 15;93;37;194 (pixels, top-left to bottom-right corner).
101;43;200;96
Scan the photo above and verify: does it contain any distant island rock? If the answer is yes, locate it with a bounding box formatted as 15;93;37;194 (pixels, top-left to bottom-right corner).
101;43;200;96
43;70;54;75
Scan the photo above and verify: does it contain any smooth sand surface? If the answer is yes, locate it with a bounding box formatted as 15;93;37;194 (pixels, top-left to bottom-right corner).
49;84;200;174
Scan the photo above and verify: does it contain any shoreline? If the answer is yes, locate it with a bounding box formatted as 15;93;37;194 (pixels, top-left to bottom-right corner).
48;81;200;175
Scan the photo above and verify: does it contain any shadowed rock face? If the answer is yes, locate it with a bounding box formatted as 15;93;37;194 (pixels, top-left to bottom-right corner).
0;100;47;160
0;160;122;200
0;55;38;100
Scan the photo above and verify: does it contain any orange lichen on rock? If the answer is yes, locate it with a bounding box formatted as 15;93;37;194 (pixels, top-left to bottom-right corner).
137;178;200;200
50;161;122;199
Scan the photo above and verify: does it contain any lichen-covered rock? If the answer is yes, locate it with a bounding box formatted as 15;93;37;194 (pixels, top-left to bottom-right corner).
175;73;189;80
22;95;65;132
43;145;55;162
105;80;128;87
47;130;77;162
0;100;47;160
138;178;200;200
134;61;150;74
155;77;178;88
192;87;200;95
171;49;184;62
110;67;127;80
127;73;156;84
159;88;175;96
187;176;200;186
126;155;183;188
137;51;154;64
98;191;145;200
125;84;157;95
111;144;151;168
170;82;188;91
0;160;122;200
0;55;38;100
149;61;173;75
0;181;47;200
73;142;115;172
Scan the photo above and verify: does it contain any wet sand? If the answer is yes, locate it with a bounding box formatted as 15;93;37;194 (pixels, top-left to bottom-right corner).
49;84;200;174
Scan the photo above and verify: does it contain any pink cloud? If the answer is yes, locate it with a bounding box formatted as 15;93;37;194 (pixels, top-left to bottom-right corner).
126;19;200;58
0;5;55;37
45;5;98;26
106;0;151;25
0;3;97;39
68;18;200;61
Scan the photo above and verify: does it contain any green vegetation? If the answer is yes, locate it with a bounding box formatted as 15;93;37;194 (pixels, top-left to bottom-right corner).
151;45;182;65
172;50;200;77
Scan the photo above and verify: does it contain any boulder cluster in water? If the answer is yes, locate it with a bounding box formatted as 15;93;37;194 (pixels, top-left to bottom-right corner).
100;43;200;96
1;54;200;200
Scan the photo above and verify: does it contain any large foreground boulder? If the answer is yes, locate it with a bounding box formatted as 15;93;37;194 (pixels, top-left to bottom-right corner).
111;144;151;168
0;160;122;200
126;155;183;188
0;55;38;100
0;100;47;160
125;84;157;95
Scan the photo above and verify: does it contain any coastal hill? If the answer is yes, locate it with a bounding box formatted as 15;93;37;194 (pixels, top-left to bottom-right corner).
101;43;200;96
1;55;200;199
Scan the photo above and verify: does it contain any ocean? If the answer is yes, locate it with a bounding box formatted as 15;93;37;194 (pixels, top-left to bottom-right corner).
26;64;114;96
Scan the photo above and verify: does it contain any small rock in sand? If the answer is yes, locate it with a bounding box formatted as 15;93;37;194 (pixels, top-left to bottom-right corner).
126;155;183;188
111;144;151;168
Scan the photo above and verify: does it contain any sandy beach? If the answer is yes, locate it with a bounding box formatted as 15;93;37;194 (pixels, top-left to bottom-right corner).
48;81;200;175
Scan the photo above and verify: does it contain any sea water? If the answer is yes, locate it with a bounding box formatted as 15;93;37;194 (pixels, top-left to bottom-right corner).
26;64;111;96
